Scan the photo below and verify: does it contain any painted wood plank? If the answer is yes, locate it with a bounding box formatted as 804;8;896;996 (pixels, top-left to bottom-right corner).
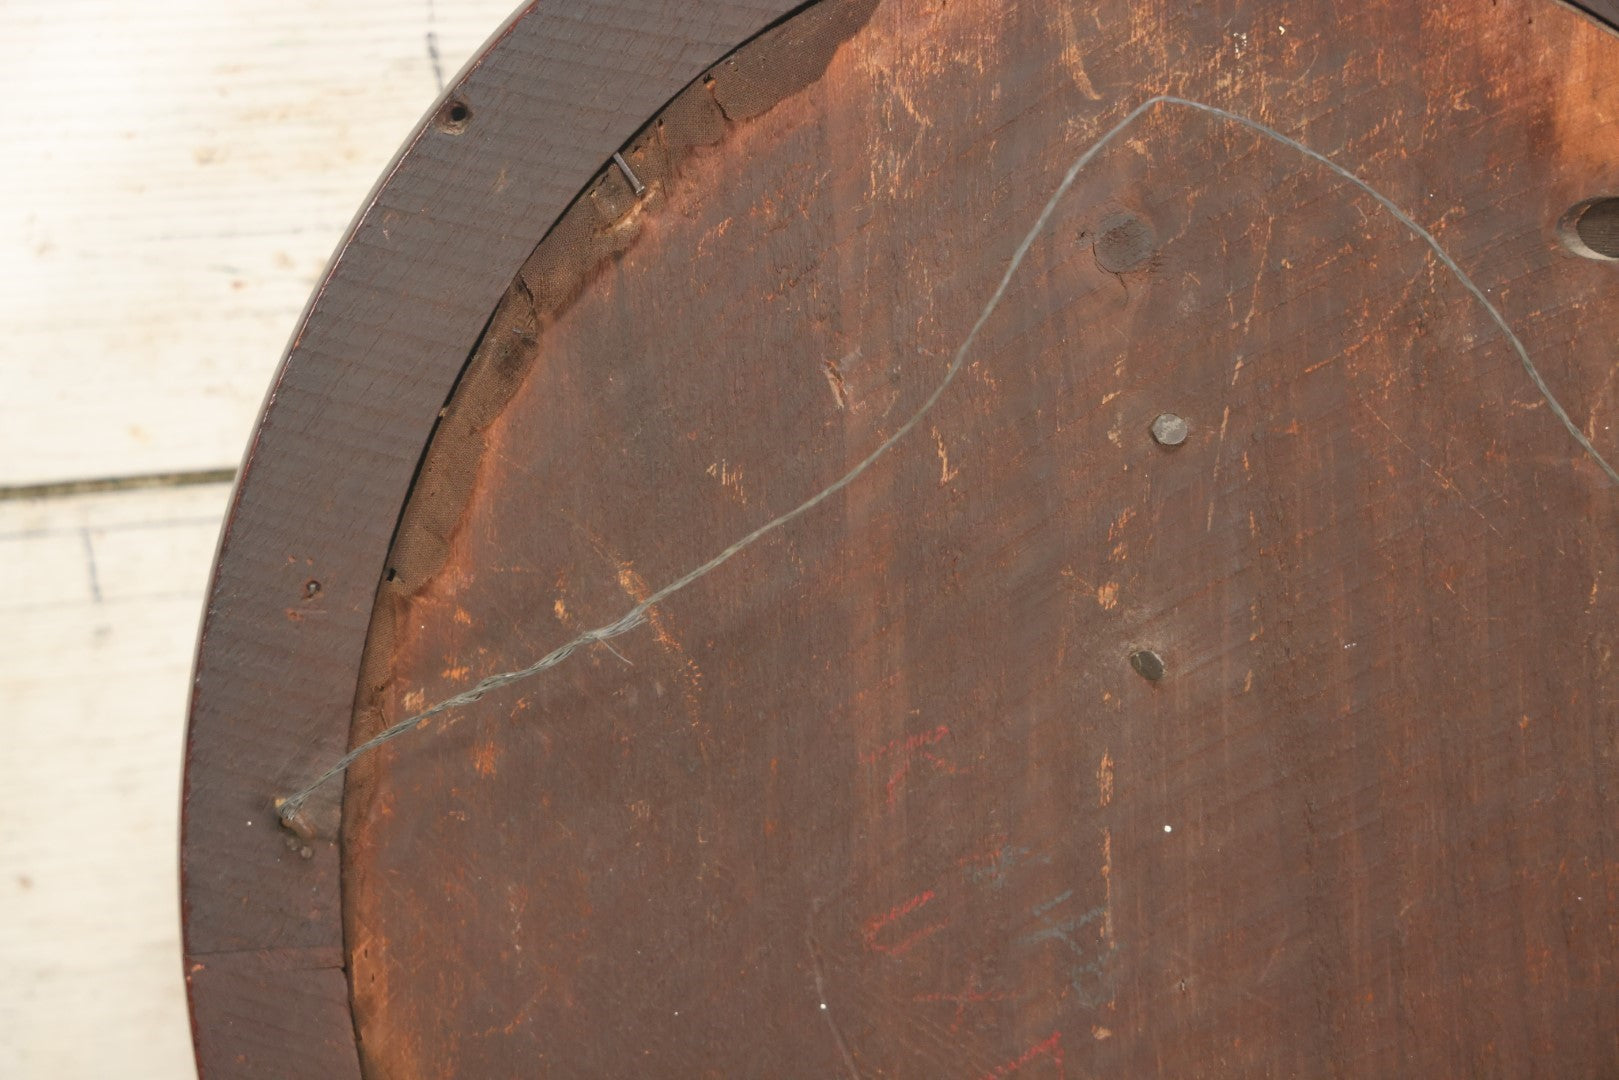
0;0;519;487
0;6;518;1074
0;485;231;1079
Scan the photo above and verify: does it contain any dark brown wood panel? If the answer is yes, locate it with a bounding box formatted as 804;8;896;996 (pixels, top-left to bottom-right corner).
1572;0;1619;29
184;0;1619;1076
179;2;808;1076
342;0;1619;1076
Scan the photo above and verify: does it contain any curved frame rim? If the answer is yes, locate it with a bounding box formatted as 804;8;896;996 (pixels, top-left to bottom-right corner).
179;0;1619;1074
179;2;804;1074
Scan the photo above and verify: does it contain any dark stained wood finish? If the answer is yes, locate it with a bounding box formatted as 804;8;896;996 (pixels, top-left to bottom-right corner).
1572;0;1619;29
345;0;1619;1074
180;2;809;1077
186;0;1619;1076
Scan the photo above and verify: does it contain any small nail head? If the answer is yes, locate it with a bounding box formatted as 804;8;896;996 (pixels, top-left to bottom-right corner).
1151;413;1189;447
1130;649;1166;682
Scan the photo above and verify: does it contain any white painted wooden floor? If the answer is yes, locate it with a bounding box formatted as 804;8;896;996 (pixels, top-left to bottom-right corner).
0;3;517;1075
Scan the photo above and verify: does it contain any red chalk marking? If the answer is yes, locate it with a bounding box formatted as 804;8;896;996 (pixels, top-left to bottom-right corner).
859;725;961;806
859;725;951;766
861;889;947;956
913;971;1006;1033
956;834;1010;870
981;1032;1064;1079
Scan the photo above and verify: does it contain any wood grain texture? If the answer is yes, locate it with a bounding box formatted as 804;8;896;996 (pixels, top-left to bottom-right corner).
347;0;1619;1075
1571;0;1619;29
188;951;360;1080
180;2;805;1077
1;486;230;1079
0;0;516;488
1;5;531;1077
184;0;1619;1075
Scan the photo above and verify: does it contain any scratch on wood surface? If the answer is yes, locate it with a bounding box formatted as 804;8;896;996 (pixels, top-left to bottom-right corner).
1361;403;1505;538
1206;405;1232;532
615;564;704;719
1238;213;1274;334
1100;828;1114;953
1049;5;1105;101
806;911;861;1078
1168;946;1286;1019
706;460;748;503
824;353;852;408
1584;356;1619;441
281;94;1615;817
932;426;960;484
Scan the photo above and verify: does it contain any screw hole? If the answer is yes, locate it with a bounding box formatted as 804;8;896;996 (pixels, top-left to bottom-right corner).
436;99;471;134
303;579;321;599
1559;198;1619;261
1130;649;1166;682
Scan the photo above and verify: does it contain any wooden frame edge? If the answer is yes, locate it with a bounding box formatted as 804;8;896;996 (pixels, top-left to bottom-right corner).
178;0;1618;1074
180;2;803;1075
